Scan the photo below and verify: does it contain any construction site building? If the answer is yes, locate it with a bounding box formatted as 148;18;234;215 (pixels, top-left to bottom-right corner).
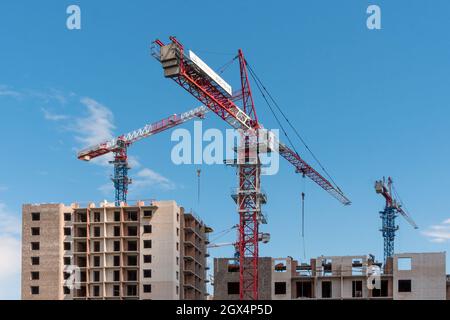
213;253;448;300
21;200;211;300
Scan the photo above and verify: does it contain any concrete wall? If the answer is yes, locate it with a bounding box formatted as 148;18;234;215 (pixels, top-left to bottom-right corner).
22;204;70;300
446;277;450;300
272;258;293;300
393;252;446;300
214;253;447;300
213;257;272;300
140;201;180;300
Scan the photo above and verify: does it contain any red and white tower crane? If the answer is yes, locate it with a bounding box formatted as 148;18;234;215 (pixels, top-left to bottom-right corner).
151;37;351;300
77;105;209;205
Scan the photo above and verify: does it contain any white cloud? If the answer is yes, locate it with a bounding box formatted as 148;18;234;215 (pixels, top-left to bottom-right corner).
27;88;70;105
0;236;21;300
75;97;115;146
132;168;176;191
0;203;21;236
69;97;175;196
0;85;22;98
422;218;450;243
0;203;21;300
42;108;69;121
72;97;116;166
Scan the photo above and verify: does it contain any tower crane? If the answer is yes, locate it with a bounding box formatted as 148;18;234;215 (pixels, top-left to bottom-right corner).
151;36;351;300
375;177;418;265
77;105;209;205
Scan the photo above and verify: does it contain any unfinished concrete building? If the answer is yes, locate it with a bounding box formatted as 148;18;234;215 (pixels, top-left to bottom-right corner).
213;252;447;300
22;200;211;300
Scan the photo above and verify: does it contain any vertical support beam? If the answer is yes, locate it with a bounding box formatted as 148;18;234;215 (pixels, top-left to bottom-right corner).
235;131;263;300
111;138;131;206
380;207;398;265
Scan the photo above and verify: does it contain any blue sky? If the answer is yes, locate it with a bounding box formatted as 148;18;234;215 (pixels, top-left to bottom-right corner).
1;0;449;299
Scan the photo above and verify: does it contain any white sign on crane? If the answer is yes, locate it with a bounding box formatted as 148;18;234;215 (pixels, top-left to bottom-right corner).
189;50;233;97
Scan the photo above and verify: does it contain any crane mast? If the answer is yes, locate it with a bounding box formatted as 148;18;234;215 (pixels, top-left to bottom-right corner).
77;105;209;205
152;37;350;300
375;177;418;265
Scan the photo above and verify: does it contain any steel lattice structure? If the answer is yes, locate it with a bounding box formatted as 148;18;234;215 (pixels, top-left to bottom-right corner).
375;177;418;265
152;37;351;299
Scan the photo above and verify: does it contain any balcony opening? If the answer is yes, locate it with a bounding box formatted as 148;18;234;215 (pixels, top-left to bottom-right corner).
125;211;138;222
76;286;86;298
31;227;40;236
274;282;286;295
227;282;239;295
352;258;363;276
113;256;120;267
93;241;100;252
227;260;239;272
114;241;120;252
143;269;152;278
372;279;389;297
127;226;138;237
127;285;137;296
127;270;137;281
398;257;412;271
127;255;138;266
143;225;152;234
75;242;85;252
93;212;101;222
143;284;151;293
113;285;120;297
63;227;71;236
76;227;87;237
143;210;152;218
143;240;152;249
322;259;332;276
64;257;71;265
93;285;100;297
76;212;87;223
31;212;40;221
398;279;412;292
274;259;287;272
352;280;363;297
77;257;87;268
113;270;120;282
322;281;332;298
296;281;312;298
127;240;137;251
